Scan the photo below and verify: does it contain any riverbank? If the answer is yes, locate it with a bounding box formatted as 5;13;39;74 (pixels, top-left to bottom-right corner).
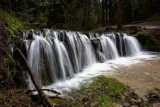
106;53;160;107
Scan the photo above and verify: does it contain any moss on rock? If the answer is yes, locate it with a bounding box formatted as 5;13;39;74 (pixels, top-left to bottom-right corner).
137;29;160;52
51;76;129;107
0;11;28;88
0;11;28;31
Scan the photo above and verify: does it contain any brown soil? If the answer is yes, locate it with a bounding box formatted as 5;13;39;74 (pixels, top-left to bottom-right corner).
126;21;160;30
106;56;160;106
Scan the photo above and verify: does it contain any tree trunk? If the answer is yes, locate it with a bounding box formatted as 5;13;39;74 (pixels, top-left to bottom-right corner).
117;0;123;30
130;0;134;22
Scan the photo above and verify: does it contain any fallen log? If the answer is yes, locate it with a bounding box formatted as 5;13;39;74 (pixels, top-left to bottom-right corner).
15;48;54;107
26;89;61;96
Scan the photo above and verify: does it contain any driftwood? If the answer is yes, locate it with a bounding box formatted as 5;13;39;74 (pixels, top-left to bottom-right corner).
26;89;61;96
15;48;54;107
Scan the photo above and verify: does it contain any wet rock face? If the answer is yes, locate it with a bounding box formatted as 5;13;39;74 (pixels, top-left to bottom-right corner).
91;38;100;51
0;22;15;88
136;29;160;52
0;22;9;79
28;31;34;40
0;22;27;88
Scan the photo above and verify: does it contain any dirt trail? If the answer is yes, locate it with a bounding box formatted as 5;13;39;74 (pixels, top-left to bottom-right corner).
125;21;160;30
106;55;160;99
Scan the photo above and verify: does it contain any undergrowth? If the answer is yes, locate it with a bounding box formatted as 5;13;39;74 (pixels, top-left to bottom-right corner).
0;10;27;90
51;76;129;107
137;29;160;51
0;11;28;31
0;88;43;107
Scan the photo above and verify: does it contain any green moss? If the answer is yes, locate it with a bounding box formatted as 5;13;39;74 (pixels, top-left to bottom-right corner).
136;30;160;51
91;26;106;32
144;104;152;107
83;76;129;104
51;76;129;107
137;29;160;51
0;11;28;31
137;30;149;37
95;95;113;107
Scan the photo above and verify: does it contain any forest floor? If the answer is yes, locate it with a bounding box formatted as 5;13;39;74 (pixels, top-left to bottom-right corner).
105;54;160;107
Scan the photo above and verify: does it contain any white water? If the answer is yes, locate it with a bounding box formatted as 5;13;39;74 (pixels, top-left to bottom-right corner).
22;30;155;95
78;33;97;66
123;34;142;56
100;35;119;60
42;53;157;96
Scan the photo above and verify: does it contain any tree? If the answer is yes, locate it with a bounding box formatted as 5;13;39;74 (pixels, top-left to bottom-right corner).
116;0;123;29
0;0;159;30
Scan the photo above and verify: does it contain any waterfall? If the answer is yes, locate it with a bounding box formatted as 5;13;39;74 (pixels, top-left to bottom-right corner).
27;35;57;89
78;33;97;66
23;30;142;89
99;35;119;61
123;34;141;56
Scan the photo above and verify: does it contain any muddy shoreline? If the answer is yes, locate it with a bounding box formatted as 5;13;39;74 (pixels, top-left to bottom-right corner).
106;53;160;106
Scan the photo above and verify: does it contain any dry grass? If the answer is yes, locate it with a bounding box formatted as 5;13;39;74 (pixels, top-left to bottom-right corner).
0;88;43;107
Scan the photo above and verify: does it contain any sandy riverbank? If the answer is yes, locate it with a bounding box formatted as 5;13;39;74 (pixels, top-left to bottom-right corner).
106;54;160;106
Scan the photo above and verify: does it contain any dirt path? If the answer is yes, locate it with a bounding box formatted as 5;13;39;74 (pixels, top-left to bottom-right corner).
125;21;160;30
106;55;160;102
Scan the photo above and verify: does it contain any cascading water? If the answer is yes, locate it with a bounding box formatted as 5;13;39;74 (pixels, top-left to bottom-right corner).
78;33;97;66
23;30;142;90
99;35;119;61
123;34;141;56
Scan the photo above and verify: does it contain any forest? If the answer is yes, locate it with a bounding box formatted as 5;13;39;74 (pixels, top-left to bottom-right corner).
1;0;160;30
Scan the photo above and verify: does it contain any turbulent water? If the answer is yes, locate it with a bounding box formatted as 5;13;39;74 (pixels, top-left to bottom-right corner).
23;30;142;92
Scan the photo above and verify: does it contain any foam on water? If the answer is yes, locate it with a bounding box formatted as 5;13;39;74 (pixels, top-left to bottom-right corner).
23;30;159;96
42;52;158;96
